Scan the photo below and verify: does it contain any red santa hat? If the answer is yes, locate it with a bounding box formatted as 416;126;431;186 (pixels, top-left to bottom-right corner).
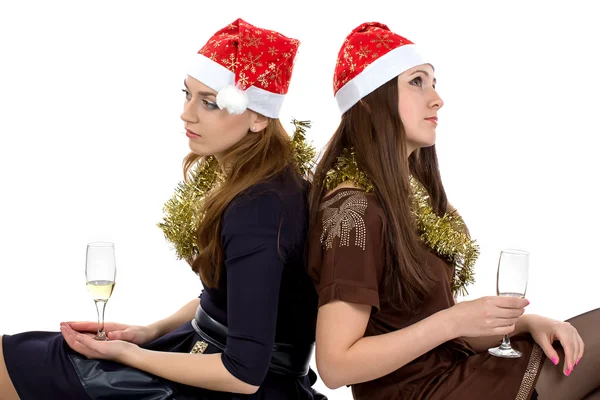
187;18;299;119
333;22;429;114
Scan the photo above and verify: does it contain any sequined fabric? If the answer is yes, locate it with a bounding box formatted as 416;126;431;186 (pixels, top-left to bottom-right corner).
320;190;368;250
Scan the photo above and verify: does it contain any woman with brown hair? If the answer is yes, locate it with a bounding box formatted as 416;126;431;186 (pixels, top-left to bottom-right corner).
307;22;599;399
1;18;325;400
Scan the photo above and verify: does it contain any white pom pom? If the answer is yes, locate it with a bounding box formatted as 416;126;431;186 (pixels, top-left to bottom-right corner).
216;85;249;115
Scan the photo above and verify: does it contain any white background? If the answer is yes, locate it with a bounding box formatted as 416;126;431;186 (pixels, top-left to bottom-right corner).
1;1;598;398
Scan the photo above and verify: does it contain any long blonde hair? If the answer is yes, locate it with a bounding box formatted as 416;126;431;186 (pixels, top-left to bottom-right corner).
184;118;298;287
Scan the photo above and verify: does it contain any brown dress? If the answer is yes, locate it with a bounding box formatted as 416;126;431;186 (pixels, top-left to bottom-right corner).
308;188;545;400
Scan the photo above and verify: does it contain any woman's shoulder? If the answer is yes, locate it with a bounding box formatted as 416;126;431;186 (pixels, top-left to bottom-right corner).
227;168;308;213
316;182;386;243
320;182;384;217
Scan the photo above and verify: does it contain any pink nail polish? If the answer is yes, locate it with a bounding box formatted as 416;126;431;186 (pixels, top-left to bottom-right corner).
569;364;574;371
552;357;558;365
576;358;580;365
565;369;571;377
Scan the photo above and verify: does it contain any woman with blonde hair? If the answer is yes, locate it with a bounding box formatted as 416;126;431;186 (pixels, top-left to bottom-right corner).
1;18;325;400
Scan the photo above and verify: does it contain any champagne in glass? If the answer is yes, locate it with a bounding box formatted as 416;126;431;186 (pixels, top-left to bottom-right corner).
85;242;116;340
488;249;529;358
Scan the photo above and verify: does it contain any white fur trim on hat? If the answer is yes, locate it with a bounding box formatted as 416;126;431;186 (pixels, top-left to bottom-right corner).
187;53;286;118
335;44;426;114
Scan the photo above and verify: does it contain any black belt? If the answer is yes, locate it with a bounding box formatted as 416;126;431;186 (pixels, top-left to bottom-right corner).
191;305;313;377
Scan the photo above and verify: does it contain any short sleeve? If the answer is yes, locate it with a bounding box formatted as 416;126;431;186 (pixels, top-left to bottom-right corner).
309;190;386;311
219;188;291;386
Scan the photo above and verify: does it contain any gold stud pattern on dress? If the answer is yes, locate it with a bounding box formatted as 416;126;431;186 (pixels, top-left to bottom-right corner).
190;340;209;354
515;343;543;399
320;191;368;250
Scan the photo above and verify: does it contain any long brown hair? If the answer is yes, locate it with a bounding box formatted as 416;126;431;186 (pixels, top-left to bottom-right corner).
184;118;297;287
309;77;448;313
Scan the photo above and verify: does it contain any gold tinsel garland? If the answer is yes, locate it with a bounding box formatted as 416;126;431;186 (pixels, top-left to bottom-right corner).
289;119;316;178
156;155;223;265
323;149;479;296
157;119;316;265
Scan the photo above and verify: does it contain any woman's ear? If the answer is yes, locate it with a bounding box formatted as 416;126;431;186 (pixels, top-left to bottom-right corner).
249;112;269;133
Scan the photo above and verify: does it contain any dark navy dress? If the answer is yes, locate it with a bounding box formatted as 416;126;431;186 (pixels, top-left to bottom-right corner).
2;167;324;399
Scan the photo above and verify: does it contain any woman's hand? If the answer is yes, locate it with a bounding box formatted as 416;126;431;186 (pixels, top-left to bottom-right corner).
62;321;159;346
60;322;138;363
450;296;529;337
525;314;584;376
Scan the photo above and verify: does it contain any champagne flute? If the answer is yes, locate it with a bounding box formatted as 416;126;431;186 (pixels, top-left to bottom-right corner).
488;249;529;358
85;242;116;340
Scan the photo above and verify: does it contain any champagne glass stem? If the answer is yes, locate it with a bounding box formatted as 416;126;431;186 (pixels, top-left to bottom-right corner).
94;300;108;340
500;334;511;349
